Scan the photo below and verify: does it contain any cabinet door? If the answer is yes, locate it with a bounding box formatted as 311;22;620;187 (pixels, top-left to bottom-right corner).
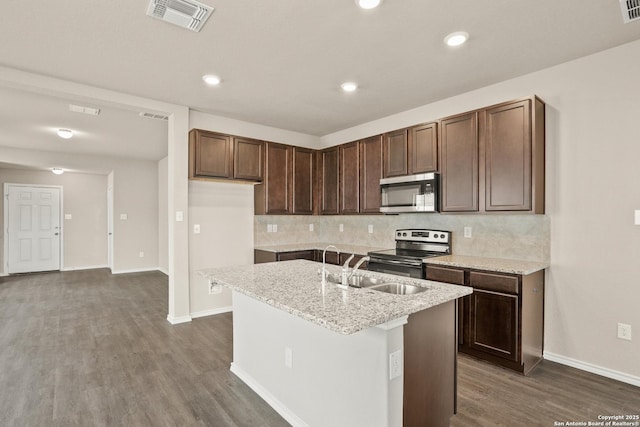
190;130;233;178
277;250;315;261
408;122;438;174
340;141;360;214
264;143;291;214
320;147;340;215
440;112;479;212
469;289;518;361
292;147;315;215
383;129;408;178
485;99;532;211
359;135;383;214
234;137;263;181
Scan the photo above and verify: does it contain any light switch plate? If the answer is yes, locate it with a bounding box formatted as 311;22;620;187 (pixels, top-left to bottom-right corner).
339;224;344;232
120;213;128;220
464;226;472;238
267;224;273;233
309;224;314;232
175;211;183;222
273;224;278;233
368;224;374;234
635;210;640;225
193;224;201;234
64;214;72;220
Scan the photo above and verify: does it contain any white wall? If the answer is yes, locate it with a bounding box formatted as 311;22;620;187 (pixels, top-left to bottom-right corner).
158;156;168;275
0;146;161;275
188;180;254;317
0;168;108;273
317;40;640;382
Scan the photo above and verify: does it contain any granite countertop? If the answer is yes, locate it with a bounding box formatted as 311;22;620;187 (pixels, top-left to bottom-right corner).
425;255;548;275
254;242;387;256
200;260;471;335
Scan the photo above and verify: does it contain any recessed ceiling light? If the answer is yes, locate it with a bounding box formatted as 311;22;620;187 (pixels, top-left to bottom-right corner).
57;128;74;139
51;168;64;175
341;82;358;92
356;0;382;9
444;31;469;47
202;74;221;86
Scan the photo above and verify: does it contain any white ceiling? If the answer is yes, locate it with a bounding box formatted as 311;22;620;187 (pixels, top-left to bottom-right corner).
1;0;640;165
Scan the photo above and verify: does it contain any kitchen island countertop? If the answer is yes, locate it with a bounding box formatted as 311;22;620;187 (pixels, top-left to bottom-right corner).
200;259;471;335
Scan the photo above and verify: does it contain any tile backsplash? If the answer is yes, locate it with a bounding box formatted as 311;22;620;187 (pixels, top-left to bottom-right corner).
254;214;550;263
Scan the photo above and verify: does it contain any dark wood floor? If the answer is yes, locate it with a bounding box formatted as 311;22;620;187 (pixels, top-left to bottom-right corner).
1;270;638;426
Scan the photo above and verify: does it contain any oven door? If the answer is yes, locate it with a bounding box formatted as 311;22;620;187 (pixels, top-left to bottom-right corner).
366;256;423;279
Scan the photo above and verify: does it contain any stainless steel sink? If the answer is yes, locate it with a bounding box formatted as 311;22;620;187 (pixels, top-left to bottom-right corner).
321;271;428;294
323;272;385;288
367;283;428;295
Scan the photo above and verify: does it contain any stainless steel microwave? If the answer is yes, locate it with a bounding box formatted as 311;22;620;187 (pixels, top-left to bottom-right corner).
379;173;440;213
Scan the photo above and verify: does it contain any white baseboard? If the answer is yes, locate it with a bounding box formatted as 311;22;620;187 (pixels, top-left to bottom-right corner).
191;306;232;319
0;272;7;277
166;314;192;325
158;267;169;276
61;264;109;272
111;267;161;275
230;363;310;427
544;351;640;387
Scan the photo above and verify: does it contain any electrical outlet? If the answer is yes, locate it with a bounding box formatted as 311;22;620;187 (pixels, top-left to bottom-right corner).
309;224;314;232
339;224;344;232
635;210;640;225
64;214;72;220
284;347;293;368
464;226;472;238
120;213;128;220
389;350;402;379
139;251;144;258
368;224;374;234
273;224;278;233
267;224;273;233
175;211;183;222
618;323;632;340
193;224;201;234
209;282;222;295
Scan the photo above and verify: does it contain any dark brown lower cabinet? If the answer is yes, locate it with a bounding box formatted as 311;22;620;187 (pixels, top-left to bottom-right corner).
254;249;315;263
426;264;544;375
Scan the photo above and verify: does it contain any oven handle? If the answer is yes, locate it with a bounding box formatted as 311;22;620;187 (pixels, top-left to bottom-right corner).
368;257;423;267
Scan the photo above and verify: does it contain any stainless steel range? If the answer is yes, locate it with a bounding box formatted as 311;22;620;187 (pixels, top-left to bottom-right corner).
367;229;451;278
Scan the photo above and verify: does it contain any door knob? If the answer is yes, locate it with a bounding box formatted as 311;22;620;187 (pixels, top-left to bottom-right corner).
55;233;59;236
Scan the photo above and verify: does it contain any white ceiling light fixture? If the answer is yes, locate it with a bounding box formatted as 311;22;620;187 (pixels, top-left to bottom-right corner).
341;82;358;93
57;128;74;139
356;0;382;10
146;0;214;32
51;168;64;175
202;74;221;86
444;31;469;47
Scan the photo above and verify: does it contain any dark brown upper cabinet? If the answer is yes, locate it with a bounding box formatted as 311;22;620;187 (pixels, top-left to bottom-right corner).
339;141;360;214
382;129;409;178
291;147;315;215
359;135;383;214
234;137;264;181
189;129;263;182
189;130;233;179
255;142;291;215
484;98;545;213
440;112;479;212
408;122;438;174
320;146;340;215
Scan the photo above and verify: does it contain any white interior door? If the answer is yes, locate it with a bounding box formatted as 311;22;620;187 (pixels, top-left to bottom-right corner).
6;185;61;274
107;185;113;271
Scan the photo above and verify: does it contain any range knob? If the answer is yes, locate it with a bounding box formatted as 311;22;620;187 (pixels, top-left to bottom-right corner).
402;232;407;237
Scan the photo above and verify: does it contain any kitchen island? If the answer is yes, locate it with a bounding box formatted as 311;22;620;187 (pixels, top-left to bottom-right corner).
201;260;472;427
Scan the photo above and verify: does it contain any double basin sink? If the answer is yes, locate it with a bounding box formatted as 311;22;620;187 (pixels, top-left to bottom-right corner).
322;271;428;295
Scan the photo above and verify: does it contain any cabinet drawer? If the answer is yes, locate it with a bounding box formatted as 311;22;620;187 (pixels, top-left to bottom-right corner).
470;271;519;294
426;266;465;285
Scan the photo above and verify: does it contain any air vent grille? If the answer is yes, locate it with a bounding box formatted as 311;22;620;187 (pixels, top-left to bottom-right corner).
69;104;101;116
146;0;213;32
139;112;169;121
620;0;640;23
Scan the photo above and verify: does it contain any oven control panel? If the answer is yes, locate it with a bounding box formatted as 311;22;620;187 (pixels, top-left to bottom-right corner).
395;229;450;244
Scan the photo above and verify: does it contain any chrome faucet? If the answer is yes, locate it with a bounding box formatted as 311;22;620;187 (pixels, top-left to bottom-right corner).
341;254;355;287
322;245;340;285
350;256;370;277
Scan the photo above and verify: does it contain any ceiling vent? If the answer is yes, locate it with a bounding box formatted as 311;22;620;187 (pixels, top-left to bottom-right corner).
69;104;101;116
146;0;213;32
139;112;169;121
620;0;640;23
